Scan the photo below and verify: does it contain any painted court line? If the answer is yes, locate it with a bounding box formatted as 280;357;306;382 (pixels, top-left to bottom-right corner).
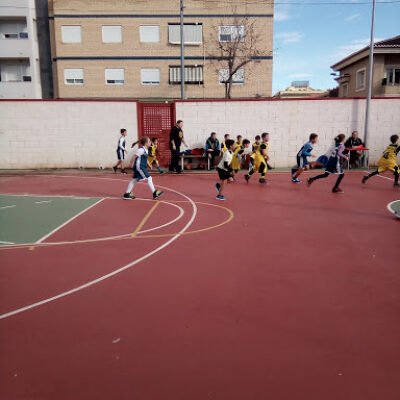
377;175;394;182
35;198;104;244
0;185;197;320
0;205;16;210
35;200;52;204
0;240;15;245
131;202;160;237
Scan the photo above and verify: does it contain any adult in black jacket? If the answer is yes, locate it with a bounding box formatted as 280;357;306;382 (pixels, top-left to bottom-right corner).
345;130;364;168
169;120;187;173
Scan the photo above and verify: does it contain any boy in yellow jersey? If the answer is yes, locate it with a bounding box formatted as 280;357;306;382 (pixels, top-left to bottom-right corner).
245;132;270;184
249;135;261;171
231;139;250;172
221;134;230;153
234;135;243;151
148;137;164;174
362;134;399;187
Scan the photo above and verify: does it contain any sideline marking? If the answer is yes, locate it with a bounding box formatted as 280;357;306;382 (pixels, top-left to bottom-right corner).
377;174;394;182
131;201;160;238
0;184;197;320
35;198;104;244
35;200;52;204
0;240;14;245
0;205;16;210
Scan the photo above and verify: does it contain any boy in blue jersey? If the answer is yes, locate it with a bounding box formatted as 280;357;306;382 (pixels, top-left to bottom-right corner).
292;133;318;183
123;136;163;200
113;128;128;174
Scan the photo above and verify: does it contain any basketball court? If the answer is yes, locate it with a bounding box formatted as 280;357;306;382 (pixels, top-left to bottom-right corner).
0;170;399;399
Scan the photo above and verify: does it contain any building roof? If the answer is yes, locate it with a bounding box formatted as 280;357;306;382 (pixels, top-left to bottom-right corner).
331;35;400;71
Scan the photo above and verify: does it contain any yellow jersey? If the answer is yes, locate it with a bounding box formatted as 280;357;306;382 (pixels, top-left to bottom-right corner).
221;141;227;153
250;141;261;159
231;144;244;171
148;144;159;164
379;144;399;163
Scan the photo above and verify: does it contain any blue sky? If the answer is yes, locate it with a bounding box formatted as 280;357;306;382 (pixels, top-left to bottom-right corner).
273;0;400;94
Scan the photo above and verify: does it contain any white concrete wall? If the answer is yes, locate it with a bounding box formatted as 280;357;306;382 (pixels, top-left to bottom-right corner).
176;98;400;167
0;101;138;169
0;98;399;169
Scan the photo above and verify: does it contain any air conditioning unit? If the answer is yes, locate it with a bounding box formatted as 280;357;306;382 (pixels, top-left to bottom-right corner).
23;76;32;82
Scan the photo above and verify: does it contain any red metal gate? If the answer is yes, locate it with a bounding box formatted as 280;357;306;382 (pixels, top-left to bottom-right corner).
137;103;175;167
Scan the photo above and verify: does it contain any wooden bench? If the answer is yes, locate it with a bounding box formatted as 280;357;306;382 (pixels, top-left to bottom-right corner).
180;154;210;170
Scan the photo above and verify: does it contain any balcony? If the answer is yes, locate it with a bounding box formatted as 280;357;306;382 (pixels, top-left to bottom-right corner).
379;78;400;97
0;36;31;58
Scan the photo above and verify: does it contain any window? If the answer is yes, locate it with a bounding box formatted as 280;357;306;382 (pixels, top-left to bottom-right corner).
141;68;160;85
342;83;348;97
0;60;30;82
140;25;160;43
61;26;82;43
219;26;245;42
219;69;245;85
169;66;203;84
64;68;84;85
0;21;28;39
356;68;366;91
386;67;400;86
105;68;125;85
102;26;122;43
168;23;202;45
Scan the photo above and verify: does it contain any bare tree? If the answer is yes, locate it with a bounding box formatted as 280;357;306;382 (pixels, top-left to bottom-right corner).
208;14;272;99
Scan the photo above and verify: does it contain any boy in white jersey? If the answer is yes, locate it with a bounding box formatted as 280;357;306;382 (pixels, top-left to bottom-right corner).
113;128;128;174
215;139;235;200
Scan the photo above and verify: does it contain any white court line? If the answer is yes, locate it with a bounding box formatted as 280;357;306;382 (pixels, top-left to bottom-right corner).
0;205;16;210
377;174;394;182
35;200;52;204
35;198;104;244
0;240;15;245
0;181;197;320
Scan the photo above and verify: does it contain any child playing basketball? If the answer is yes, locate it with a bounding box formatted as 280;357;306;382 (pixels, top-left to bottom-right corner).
113;128;128;174
292;133;318;183
215;139;235;200
221;134;230;153
231;139;250;173
148;137;164;174
249;135;261;170
245;132;270;185
362;135;399;187
307;134;348;193
123;136;163;200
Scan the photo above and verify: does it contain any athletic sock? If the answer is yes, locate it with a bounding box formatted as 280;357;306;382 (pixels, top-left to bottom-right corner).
126;178;136;193
367;170;379;179
147;176;156;193
333;173;344;190
157;166;163;173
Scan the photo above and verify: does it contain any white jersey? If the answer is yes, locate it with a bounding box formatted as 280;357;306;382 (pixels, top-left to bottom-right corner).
218;150;233;171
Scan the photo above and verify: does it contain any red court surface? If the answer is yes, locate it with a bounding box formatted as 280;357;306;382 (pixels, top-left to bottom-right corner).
0;171;399;400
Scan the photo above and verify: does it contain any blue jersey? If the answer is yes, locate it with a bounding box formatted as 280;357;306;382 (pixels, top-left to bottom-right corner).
133;146;150;180
297;141;313;158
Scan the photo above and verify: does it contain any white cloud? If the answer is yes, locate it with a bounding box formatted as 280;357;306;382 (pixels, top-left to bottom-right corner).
346;13;361;22
276;31;305;44
335;38;383;59
275;5;290;22
289;73;314;78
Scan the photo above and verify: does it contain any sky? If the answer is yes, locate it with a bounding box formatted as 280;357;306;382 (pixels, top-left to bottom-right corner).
273;0;400;94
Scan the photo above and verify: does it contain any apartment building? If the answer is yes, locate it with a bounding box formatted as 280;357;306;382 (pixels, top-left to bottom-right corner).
0;0;52;99
331;35;400;98
48;0;273;99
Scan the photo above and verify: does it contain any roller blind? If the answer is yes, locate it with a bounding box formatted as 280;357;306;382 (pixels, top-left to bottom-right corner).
168;24;202;44
169;66;203;84
105;68;125;84
102;26;122;43
61;26;82;43
141;68;160;85
140;25;160;42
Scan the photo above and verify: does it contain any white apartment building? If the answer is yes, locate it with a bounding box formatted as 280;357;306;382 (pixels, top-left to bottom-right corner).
0;0;42;98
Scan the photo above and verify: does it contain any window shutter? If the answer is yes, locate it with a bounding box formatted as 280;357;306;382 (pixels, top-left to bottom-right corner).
102;26;122;43
141;69;160;84
61;26;82;43
140;25;160;42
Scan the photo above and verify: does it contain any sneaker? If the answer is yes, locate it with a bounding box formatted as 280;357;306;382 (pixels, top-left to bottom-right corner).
332;188;344;194
123;193;135;200
121;169;127;174
259;178;267;185
215;183;221;193
244;174;250;183
216;194;226;200
362;176;368;184
292;178;301;184
307;178;313;187
113;167;117;173
153;190;164;200
159;171;164;175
